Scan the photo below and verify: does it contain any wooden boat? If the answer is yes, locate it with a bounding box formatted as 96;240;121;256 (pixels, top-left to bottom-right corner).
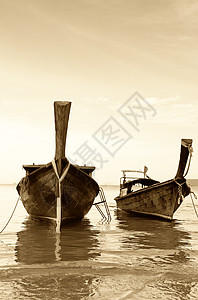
114;139;193;220
17;101;99;232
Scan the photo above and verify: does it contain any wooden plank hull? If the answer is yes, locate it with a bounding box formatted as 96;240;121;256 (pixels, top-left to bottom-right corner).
115;179;190;220
17;161;99;224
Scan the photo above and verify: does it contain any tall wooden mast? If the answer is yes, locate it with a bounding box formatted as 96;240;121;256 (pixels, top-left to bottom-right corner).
54;101;71;176
175;139;193;179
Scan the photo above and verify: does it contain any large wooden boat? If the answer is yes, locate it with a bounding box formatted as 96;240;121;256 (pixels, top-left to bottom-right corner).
17;102;99;232
114;139;193;220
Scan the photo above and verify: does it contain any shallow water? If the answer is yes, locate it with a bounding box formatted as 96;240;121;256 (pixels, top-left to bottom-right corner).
0;184;198;299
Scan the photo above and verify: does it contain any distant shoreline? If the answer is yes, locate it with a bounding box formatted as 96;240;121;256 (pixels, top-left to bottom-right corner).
0;183;120;187
0;183;17;186
0;180;197;187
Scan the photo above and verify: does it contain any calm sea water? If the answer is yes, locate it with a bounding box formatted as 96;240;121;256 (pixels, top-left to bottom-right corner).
0;183;198;299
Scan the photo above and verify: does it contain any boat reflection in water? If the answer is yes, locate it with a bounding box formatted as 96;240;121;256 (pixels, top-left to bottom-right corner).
15;217;101;264
115;209;191;263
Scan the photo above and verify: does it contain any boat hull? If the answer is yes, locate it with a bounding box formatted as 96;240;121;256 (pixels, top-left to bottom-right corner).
115;179;190;220
17;161;99;224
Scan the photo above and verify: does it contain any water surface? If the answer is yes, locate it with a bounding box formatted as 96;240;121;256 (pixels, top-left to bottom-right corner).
0;184;198;299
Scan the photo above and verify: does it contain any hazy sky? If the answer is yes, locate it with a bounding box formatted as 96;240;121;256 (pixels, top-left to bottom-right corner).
0;0;197;184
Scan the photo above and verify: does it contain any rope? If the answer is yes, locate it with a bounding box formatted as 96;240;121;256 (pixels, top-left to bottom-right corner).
183;145;193;177
174;180;185;204
190;191;198;218
0;196;21;234
52;159;70;195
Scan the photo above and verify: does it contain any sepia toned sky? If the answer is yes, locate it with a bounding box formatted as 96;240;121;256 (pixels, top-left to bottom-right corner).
0;0;197;184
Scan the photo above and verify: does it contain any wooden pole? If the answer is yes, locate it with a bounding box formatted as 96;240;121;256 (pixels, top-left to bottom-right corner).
56;195;61;233
54;101;71;176
54;101;71;233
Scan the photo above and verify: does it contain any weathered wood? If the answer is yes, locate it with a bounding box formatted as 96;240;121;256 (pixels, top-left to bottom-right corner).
115;139;193;220
54;101;71;176
175;139;192;179
17;159;99;222
115;179;190;220
16;101;99;227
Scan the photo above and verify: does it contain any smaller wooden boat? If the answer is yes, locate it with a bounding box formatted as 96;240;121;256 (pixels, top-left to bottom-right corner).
114;139;193;220
17;101;99;232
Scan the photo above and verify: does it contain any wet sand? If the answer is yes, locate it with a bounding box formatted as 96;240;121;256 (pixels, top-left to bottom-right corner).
1;260;198;300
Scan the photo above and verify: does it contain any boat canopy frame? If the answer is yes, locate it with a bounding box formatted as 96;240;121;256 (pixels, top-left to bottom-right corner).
119;168;159;194
120;167;150;185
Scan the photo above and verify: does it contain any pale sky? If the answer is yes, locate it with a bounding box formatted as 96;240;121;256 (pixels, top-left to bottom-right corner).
0;0;197;184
